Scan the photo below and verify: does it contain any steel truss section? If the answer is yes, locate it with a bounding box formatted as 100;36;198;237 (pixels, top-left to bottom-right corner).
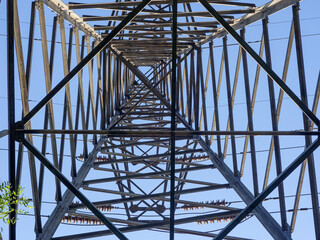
5;0;320;240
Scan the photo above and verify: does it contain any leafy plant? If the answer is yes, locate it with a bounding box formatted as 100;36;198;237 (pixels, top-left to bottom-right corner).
0;181;31;227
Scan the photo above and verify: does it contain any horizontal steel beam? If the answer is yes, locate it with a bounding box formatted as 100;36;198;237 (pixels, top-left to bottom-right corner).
94;21;221;30
94;149;203;165
70;184;230;209
72;0;255;9
82;11;237;21
86;164;215;184
17;129;320;136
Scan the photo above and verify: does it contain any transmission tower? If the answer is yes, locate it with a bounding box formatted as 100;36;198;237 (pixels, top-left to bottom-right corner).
4;0;320;239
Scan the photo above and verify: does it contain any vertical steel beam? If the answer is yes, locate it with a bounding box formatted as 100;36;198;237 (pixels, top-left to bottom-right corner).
59;16;77;177
74;30;88;157
38;2;62;201
241;34;264;177
190;51;195;126
210;51;224;145
16;1;35;189
223;36;238;177
263;24;294;189
94;41;103;131
195;48;200;130
7;0;16;239
107;50;112;125
170;0;178;237
14;0;42;232
39;16;58;210
292;4;320;238
262;17;288;231
102;49;107;129
209;42;222;157
291;71;320;232
198;47;209;144
185;56;192;125
222;47;241;159
240;28;258;196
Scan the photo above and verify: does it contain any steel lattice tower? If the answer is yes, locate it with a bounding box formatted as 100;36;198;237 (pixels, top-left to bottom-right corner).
4;0;320;239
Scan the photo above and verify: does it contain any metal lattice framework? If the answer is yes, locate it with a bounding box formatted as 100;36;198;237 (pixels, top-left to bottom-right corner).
4;0;320;239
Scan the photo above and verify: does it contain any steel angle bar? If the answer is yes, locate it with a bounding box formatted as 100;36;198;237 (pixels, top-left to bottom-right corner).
74;0;255;9
311;71;320;130
71;184;230;209
85;164;215;184
53;226;243;240
20;0;153;126
17;129;320;136
171;0;178;238
94;149;203;165
197;0;320;127
38;16;57;212
74;30;88;157
214;138;320;240
209;42;222;156
0;130;8;138
21;137;128;240
69;1;255;9
263;23;293;189
240;28;258;196
221;46;241;159
7;0;15;238
241;33;264;178
223;37;238;176
13;0;42;232
86;172;218;187
38;1;62;202
291;4;320;238
58;16;77;178
292;70;320;232
263;17;288;231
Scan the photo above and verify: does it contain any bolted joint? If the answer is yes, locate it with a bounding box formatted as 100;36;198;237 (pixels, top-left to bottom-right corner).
57;14;64;24
35;0;41;10
293;2;301;11
14;121;24;142
263;16;269;24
